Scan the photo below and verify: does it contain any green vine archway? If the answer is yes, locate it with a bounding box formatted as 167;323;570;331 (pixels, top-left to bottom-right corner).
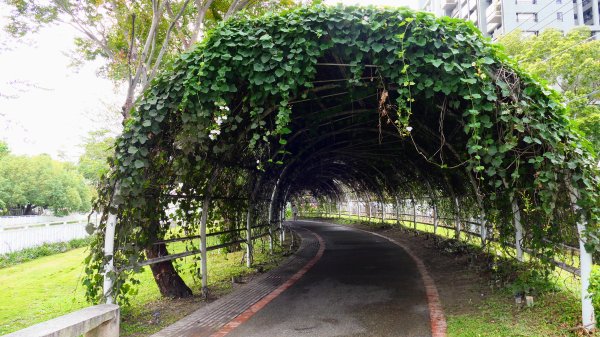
86;4;598;318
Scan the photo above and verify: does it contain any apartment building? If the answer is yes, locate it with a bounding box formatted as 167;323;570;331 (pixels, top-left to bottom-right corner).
420;0;600;38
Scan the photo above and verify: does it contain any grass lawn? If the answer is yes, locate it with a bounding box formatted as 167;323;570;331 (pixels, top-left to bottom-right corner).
444;285;581;337
0;238;286;336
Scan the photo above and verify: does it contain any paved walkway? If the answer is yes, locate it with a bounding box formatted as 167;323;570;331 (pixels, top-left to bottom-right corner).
153;220;443;337
150;225;320;337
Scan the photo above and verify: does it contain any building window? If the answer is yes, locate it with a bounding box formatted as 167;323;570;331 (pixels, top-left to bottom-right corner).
515;0;536;3
557;12;563;21
556;0;562;3
523;30;539;36
517;12;538;22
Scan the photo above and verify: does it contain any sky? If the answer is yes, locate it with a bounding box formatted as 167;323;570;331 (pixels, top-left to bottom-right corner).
0;0;418;162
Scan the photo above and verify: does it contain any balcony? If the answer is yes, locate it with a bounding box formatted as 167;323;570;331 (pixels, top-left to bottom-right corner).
442;0;458;10
487;21;500;33
487;2;502;24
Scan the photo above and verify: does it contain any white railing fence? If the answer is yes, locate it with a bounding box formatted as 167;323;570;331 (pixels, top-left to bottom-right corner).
0;213;100;254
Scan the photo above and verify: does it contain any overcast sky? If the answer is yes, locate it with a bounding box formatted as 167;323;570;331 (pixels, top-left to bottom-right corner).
0;0;418;162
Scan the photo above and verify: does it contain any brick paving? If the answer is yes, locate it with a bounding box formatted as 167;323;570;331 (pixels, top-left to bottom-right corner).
150;226;319;337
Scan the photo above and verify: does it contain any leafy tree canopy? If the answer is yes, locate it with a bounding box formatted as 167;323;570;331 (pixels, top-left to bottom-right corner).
2;0;298;119
0;141;8;157
498;28;600;148
78;129;115;186
0;154;92;215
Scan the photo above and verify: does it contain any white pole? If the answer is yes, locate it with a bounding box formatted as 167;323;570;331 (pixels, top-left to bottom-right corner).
200;195;210;297
567;182;596;331
454;196;461;240
395;196;400;226
103;212;117;304
511;196;524;262
280;202;284;243
433;203;438;235
410;192;417;230
268;181;280;254
246;206;253;268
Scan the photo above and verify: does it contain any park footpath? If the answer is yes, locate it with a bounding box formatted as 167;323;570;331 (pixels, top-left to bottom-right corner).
150;226;321;337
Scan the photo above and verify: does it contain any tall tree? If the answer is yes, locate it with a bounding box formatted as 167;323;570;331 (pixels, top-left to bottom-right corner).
0;154;92;215
498;28;600;149
2;0;297;299
78;129;115;187
0;141;8;157
3;0;295;120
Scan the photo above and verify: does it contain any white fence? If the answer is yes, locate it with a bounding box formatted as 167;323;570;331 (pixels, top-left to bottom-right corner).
0;214;99;254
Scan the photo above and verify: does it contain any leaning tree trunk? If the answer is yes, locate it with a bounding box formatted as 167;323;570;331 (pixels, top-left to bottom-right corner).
145;243;192;298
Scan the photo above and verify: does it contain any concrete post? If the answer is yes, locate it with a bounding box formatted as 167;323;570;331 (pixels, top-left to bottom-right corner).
85;307;120;337
577;0;585;24
592;0;600;26
567;182;596;331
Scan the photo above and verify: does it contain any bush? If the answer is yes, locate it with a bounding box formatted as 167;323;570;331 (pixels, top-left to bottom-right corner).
588;265;600;314
0;238;91;268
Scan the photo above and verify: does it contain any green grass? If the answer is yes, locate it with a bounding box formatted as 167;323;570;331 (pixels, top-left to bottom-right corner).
0;237;287;336
446;289;580;337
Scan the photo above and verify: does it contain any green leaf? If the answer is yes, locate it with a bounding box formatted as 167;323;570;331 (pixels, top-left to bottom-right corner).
372;43;384;53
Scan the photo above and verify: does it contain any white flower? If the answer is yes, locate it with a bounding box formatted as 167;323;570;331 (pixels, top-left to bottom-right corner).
215;117;223;125
222;115;228;120
406;126;413;132
210;129;221;135
209;134;216;140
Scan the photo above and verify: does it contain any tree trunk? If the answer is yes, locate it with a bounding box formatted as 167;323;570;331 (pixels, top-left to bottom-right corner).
145;243;193;298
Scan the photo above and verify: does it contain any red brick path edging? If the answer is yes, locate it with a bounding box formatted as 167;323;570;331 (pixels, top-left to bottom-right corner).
208;228;326;337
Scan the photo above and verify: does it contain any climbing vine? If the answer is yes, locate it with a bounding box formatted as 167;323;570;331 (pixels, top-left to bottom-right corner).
86;5;599;304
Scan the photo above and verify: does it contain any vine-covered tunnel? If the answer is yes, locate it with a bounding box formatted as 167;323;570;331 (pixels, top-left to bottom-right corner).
89;5;599;331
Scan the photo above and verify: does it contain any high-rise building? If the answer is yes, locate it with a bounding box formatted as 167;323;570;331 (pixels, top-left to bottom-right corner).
420;0;600;39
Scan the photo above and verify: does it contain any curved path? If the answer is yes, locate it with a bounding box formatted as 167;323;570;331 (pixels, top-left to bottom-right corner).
222;220;438;337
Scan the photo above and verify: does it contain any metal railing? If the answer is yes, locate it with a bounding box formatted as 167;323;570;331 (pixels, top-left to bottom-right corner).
304;205;582;276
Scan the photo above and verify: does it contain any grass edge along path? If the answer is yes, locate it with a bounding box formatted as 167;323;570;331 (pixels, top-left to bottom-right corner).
0;237;293;337
307;215;586;337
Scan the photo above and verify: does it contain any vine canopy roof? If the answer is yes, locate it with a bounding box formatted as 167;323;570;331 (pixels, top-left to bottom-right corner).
93;4;599;292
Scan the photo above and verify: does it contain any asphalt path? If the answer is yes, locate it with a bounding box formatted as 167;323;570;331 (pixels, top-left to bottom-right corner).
226;220;432;337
